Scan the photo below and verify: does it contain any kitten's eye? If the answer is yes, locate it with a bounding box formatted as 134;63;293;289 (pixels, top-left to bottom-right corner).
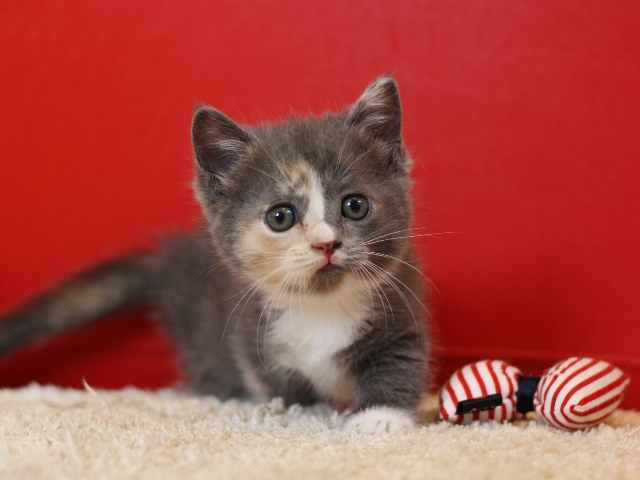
266;205;297;232
342;195;370;221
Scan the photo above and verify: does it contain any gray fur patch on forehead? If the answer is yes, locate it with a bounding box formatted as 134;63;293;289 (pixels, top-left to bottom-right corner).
247;117;384;181
251;116;347;165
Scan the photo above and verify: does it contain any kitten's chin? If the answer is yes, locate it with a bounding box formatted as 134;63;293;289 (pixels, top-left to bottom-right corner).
310;265;348;294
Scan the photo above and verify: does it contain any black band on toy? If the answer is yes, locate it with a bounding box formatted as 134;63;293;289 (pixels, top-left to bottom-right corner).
455;393;503;415
516;375;541;414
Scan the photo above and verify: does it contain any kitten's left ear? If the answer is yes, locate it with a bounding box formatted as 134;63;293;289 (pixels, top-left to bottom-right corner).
192;106;251;178
347;76;402;146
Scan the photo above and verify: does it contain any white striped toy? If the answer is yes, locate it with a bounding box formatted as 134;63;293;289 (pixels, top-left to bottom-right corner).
439;358;630;430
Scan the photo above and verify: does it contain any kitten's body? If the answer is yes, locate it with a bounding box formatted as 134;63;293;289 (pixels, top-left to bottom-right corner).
0;77;430;433
158;232;426;410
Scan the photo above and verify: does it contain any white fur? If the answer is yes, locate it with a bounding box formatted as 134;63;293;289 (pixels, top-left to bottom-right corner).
304;169;336;246
345;406;416;434
268;274;370;401
256;162;370;402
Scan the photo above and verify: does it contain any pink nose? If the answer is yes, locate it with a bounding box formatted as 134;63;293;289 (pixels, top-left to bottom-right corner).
312;241;341;258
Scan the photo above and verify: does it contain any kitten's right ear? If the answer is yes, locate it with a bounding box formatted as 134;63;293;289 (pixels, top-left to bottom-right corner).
191;106;251;176
347;76;402;146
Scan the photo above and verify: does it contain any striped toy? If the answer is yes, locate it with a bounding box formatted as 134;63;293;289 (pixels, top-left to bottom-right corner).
439;358;630;430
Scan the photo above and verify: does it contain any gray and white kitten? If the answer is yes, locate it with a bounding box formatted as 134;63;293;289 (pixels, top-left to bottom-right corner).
0;77;429;434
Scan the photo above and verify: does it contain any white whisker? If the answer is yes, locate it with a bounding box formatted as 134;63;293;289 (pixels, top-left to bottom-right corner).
334;126;354;176
194;257;233;279
362;232;457;246
362;251;444;304
340;148;371;177
250;133;289;181
220;264;289;342
244;164;286;187
358;263;391;339
262;271;294;364
353;266;384;344
256;271;291;366
363;259;433;329
363;260;420;342
357;227;430;246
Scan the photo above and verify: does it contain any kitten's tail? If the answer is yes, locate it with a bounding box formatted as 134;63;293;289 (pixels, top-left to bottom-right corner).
0;252;164;355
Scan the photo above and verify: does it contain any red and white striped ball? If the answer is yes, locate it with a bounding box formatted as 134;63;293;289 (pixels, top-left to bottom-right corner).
439;359;521;424
534;357;630;431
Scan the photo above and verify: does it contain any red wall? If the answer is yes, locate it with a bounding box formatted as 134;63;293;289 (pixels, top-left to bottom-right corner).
1;2;639;408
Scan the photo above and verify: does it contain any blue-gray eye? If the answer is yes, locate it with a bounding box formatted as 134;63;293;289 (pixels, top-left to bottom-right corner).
266;205;297;231
342;195;369;220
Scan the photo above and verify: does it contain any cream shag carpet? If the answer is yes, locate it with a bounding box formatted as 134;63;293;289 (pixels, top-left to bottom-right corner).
0;384;639;479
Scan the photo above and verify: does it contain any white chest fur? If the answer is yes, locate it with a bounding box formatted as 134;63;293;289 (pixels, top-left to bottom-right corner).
267;275;370;400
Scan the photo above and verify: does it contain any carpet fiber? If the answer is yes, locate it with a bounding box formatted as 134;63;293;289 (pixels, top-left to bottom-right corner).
1;384;639;479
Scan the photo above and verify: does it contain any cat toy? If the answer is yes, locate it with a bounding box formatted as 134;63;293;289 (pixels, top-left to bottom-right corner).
439;357;630;430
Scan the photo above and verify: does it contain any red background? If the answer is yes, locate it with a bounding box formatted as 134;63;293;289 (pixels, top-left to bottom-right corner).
1;2;639;408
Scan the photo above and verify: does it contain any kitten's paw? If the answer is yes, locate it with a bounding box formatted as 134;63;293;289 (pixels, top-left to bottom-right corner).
344;406;415;434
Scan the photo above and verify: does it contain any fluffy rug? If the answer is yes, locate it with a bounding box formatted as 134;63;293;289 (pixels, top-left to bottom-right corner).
1;384;639;479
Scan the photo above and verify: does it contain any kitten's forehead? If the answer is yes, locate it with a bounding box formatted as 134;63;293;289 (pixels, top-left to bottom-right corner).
252;116;375;180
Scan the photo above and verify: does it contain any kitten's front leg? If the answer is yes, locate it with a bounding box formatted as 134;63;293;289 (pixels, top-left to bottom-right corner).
345;340;427;434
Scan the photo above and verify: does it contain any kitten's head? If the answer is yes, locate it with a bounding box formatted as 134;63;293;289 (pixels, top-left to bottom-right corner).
192;77;414;295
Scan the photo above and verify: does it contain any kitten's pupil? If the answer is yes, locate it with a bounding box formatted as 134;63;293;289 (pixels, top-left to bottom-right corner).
349;199;361;212
274;211;285;223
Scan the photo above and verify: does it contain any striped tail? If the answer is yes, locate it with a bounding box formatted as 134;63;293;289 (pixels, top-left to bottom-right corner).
0;253;164;355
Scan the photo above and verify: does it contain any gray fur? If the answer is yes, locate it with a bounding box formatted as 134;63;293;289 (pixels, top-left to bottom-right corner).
0;77;430;418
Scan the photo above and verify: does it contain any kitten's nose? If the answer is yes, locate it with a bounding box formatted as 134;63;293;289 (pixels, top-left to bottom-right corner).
312;241;342;259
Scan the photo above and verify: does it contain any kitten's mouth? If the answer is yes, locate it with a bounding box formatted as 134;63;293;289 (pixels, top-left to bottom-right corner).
316;260;347;276
316;264;345;279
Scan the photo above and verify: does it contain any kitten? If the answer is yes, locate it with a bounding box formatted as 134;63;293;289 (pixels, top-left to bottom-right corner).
0;77;429;434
